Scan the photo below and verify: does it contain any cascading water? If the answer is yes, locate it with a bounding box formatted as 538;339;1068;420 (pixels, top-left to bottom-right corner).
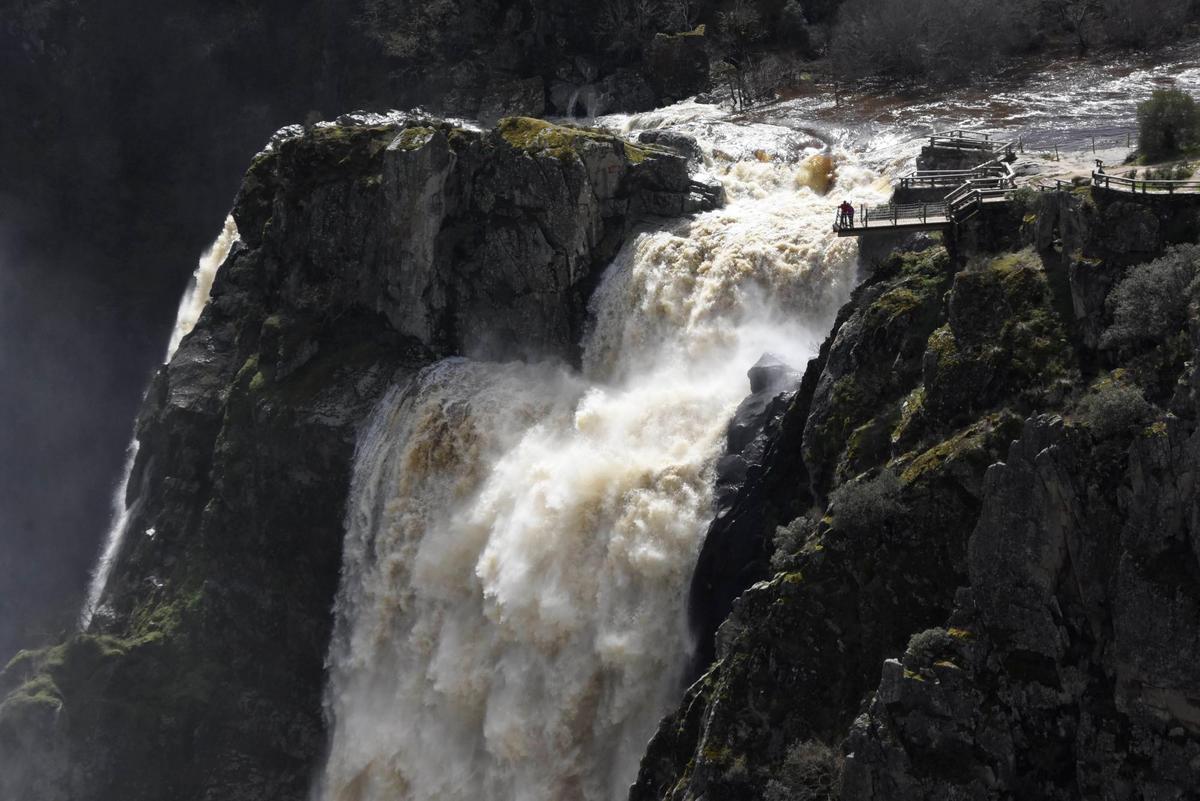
166;214;240;359
80;215;240;629
316;131;889;801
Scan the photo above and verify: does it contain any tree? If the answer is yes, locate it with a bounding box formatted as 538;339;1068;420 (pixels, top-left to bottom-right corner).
1138;88;1200;159
596;0;677;56
1043;0;1103;51
1102;0;1190;47
664;0;700;31
717;0;764;108
779;0;811;50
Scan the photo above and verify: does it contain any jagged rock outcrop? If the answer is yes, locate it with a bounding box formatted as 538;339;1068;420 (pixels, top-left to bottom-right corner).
688;353;808;673
636;188;1200;800
843;411;1200;800
0;113;711;801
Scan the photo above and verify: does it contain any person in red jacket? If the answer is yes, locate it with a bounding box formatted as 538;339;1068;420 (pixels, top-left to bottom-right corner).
838;200;855;228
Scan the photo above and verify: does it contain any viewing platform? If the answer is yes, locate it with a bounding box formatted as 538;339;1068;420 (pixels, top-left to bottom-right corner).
835;131;1017;237
927;130;1018;159
1091;172;1200;195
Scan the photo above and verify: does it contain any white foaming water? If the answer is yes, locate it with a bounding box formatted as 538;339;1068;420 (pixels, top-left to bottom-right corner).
317;129;889;801
166;214;240;358
80;215;239;629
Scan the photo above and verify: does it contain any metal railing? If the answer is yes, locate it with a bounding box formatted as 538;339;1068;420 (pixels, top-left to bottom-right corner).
1092;172;1200;195
1035;179;1079;192
898;161;1011;189
836;132;1026;234
929;130;1016;157
943;175;1015;206
947;187;1014;221
834;202;949;231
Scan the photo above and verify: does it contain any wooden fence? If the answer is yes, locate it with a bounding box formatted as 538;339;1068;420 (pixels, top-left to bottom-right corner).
1092;172;1200;195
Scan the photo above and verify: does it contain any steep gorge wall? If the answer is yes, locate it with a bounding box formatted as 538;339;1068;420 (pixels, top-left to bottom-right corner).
637;188;1200;800
0;114;706;801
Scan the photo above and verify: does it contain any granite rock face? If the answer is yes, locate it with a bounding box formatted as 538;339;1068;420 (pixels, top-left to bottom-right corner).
843;413;1200;800
0;113;710;801
636;189;1200;801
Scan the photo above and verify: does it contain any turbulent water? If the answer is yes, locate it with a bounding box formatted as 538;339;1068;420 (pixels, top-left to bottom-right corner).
79;215;239;629
316;127;887;801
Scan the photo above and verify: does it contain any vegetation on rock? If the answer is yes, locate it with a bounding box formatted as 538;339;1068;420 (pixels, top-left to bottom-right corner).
1138;88;1200;160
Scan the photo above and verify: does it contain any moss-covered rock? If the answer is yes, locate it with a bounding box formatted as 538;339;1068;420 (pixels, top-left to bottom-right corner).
923;250;1076;427
804;247;955;499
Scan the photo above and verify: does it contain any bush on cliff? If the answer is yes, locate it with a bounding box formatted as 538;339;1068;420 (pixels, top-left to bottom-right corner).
1138;89;1200;160
1076;380;1153;439
1101;244;1200;349
903;626;958;669
771;514;816;573
828;468;903;534
763;740;841;801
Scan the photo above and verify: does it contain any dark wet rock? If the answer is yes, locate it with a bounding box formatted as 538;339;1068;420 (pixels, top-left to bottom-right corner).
690;353;809;674
1069;255;1128;350
549;69;658;118
646;28;711;104
714;355;802;509
637;130;704;164
0;113;708;801
843;414;1200;800
478;76;547;123
688;173;727;210
748;352;802;395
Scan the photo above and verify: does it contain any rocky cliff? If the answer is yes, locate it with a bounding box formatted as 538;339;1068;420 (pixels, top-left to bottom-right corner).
5;109;1200;801
0;113;709;801
633;188;1200;799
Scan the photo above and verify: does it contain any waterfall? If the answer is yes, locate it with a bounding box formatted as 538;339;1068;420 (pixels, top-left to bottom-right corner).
80;215;239;629
316;140;887;801
166;214;239;359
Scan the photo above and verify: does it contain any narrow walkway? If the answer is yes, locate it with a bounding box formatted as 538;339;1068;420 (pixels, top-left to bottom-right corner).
834;131;1016;237
1092;172;1200;195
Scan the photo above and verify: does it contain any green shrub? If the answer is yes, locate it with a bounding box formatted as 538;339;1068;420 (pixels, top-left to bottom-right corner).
1011;185;1040;215
903;627;958;669
828;468;902;533
1077;381;1154;439
1142;164;1193;181
763;740;841;801
1138;89;1200;160
771;514;815;573
1102;245;1200;349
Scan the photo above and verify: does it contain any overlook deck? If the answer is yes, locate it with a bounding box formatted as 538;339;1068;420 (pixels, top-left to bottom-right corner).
1092;172;1200;195
835;132;1016;237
